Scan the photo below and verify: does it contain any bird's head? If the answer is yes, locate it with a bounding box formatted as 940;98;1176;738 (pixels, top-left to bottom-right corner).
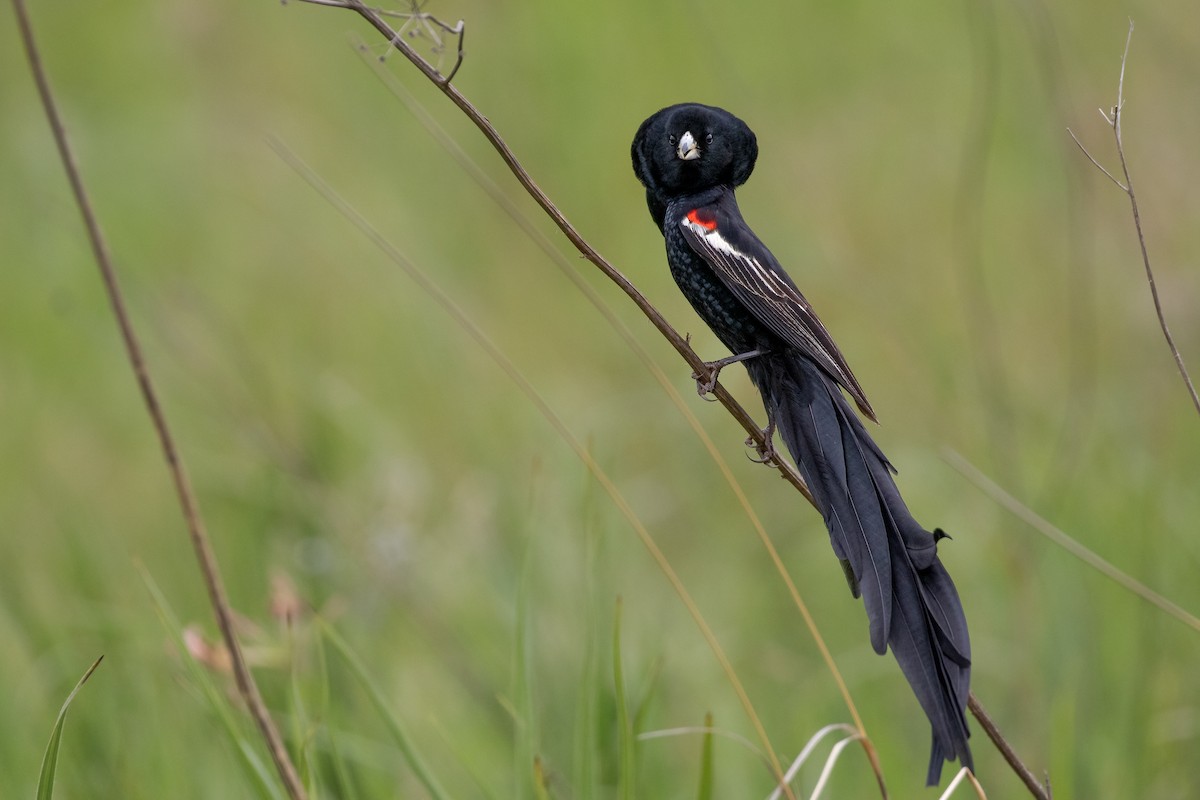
631;103;758;200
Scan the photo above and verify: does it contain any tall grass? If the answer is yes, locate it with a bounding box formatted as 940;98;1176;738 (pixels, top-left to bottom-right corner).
3;0;1199;797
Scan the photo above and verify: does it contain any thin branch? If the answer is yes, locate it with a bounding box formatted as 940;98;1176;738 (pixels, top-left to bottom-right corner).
378;4;464;83
967;695;1049;800
1072;21;1200;416
10;2;307;798
296;0;817;507
1115;21;1131;109
290;2;1047;794
1065;128;1125;191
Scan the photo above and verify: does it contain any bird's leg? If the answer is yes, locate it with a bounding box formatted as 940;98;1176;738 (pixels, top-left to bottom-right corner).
746;414;778;465
693;348;767;397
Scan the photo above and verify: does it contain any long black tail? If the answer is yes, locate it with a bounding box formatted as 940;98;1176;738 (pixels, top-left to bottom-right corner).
746;351;972;784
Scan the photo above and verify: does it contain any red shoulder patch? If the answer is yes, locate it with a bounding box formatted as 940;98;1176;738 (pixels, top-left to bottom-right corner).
685;208;718;231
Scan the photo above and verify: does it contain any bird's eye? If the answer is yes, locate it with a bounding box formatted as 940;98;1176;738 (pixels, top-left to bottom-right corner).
668;134;677;146
706;133;714;144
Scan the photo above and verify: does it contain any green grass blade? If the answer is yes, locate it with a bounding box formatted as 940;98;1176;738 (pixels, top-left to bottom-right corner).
316;618;450;800
138;565;284;800
573;484;603;800
313;623;362;800
630;656;663;735
532;756;553;800
287;627;317;799
36;655;103;800
512;543;533;800
324;729;362;800
612;598;634;800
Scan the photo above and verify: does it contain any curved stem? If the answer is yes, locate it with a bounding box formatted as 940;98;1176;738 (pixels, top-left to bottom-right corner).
11;2;306;797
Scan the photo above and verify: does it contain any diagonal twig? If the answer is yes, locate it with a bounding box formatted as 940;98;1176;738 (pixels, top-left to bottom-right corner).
1066;129;1125;191
1067;21;1200;417
295;0;817;507
289;1;1046;795
377;1;465;82
967;694;1049;800
10;2;307;798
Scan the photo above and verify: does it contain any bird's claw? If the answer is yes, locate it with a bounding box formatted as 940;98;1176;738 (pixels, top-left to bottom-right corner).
747;438;778;464
746;422;778;465
692;348;766;398
692;364;721;398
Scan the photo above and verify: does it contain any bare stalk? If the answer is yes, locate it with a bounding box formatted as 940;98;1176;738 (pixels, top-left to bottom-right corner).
967;695;1049;800
291;0;1047;794
301;0;817;504
1067;21;1200;417
10;2;306;798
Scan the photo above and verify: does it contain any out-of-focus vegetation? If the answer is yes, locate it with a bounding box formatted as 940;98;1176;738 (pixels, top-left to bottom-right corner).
2;0;1198;797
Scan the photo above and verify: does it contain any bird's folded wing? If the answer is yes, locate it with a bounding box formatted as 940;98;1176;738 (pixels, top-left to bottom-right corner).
680;196;877;422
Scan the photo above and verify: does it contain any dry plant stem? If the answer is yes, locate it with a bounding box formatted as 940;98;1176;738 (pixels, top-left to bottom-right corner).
306;0;816;505
296;1;1042;794
938;765;988;800
1067;21;1200;416
11;3;307;799
968;696;1049;799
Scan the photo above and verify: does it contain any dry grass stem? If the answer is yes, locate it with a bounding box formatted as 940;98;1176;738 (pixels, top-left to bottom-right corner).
946;449;1200;632
1066;21;1200;416
11;1;306;797
938;766;989;800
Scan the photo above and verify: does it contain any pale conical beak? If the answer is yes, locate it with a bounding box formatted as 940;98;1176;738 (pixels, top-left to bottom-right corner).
677;130;700;161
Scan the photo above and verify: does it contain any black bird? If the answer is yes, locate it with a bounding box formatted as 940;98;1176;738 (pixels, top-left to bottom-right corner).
631;103;972;784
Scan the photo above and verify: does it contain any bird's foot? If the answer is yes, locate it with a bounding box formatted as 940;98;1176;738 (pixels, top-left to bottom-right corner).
692;348;767;397
746;417;778;465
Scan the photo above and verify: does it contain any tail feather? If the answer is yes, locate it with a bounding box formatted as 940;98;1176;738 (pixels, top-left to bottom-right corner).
790;375;894;652
748;352;972;784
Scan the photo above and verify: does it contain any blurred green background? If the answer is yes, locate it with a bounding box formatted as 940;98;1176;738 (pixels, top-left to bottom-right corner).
2;0;1198;796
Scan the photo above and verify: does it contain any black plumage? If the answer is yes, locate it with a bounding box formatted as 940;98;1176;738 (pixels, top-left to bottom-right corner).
631;102;973;784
